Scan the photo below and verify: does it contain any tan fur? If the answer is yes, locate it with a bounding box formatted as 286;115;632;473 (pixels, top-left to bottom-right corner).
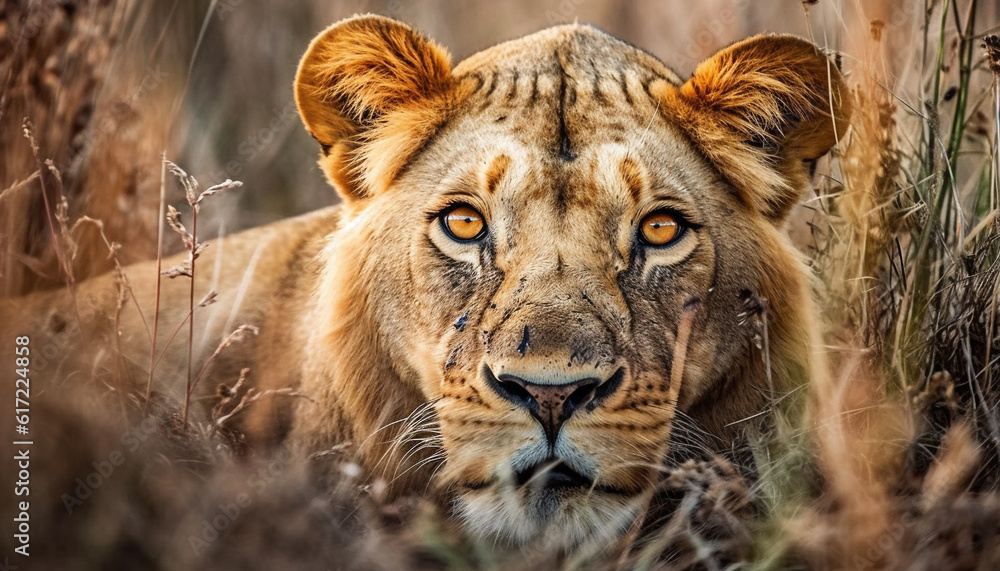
3;16;849;547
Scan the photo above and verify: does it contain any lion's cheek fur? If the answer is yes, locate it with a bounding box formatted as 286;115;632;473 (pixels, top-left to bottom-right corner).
293;215;433;482
677;215;819;438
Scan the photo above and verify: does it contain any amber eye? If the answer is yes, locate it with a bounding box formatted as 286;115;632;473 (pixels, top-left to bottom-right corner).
639;211;683;246
441;205;487;242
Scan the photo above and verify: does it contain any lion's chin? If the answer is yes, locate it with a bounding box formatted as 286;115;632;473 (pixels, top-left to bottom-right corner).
455;484;643;547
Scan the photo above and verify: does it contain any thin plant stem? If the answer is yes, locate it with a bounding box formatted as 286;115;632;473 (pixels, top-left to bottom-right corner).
183;204;199;424
146;153;167;402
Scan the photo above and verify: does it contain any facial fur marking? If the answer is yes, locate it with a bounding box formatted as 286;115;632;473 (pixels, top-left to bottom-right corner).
465;72;485;95
506;70;519;101
590;60;607;105
444;346;461;370
482;70;497;100
467;384;485;404
517;325;530;356
439;391;486;406
555;52;577;162
484;154;512;194
639;73;661;101
618;69;633;105
619;156;644;202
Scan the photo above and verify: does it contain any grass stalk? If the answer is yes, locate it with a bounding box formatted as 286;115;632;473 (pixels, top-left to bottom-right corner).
898;0;979;386
186;325;258;402
161;161;241;423
943;0;978;237
183;203;198;423
146;153;168;402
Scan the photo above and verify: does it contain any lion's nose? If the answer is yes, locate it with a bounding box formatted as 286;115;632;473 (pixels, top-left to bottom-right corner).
484;366;625;444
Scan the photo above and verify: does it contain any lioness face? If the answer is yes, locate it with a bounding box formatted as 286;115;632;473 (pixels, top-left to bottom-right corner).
295;17;847;545
402;85;722;544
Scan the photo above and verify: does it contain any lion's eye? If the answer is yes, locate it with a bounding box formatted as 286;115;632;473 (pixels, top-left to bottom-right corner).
441;205;487;242
638;211;682;246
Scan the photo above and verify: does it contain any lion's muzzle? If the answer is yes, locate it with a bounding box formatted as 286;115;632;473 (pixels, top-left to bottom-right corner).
483;365;624;445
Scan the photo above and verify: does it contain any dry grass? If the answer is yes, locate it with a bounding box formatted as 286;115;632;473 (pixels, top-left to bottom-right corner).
0;0;188;296
3;0;1000;569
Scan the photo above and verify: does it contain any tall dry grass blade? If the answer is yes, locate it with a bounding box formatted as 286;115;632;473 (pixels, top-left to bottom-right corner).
831;15;903;355
786;350;910;569
187;324;259;401
668;299;700;404
161;160;242;423
22;118;73;290
147;153;168;401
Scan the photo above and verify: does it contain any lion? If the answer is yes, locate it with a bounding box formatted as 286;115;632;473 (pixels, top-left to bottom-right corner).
3;15;849;546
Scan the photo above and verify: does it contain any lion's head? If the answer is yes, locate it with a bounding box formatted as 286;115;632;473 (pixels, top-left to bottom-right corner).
291;15;849;545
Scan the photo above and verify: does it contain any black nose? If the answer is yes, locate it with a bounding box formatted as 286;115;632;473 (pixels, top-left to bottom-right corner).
484;366;624;444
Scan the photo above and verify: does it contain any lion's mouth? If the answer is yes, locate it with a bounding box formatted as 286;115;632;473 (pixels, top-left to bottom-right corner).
516;459;592;489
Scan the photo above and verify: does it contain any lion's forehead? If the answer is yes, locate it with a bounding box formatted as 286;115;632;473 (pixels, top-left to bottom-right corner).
452;23;681;85
456;64;664;123
424;123;712;256
448;25;685;157
453;63;669;153
422;117;713;271
434;31;721;218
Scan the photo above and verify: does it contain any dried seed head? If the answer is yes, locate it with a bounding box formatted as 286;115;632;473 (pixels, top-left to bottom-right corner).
44;159;63;185
165;205;193;248
166;160;199;206
220;324;260;350
161;261;192;278
196;179;243;205
21;117;40;156
984;35;1000;77
55;195;79;261
198;290;219;307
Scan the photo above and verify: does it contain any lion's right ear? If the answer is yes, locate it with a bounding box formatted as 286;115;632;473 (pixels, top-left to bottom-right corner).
295;15;454;201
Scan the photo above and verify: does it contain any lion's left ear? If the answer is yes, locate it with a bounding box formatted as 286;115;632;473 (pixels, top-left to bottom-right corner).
659;34;851;220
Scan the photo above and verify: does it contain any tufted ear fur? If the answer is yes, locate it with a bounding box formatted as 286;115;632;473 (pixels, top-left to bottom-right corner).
295;15;455;200
660;34;851;220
